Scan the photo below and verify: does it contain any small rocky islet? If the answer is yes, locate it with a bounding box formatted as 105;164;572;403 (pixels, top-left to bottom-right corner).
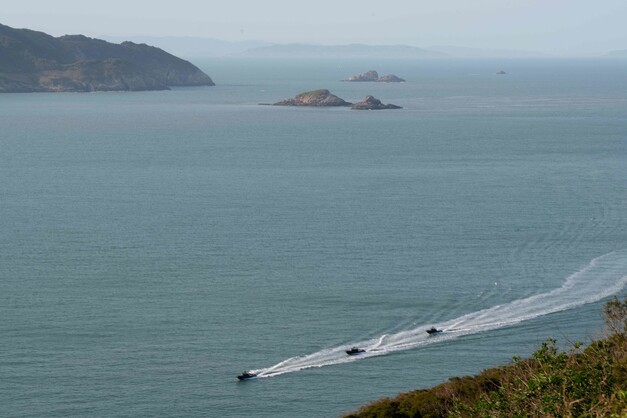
272;89;401;110
351;95;402;110
344;70;405;82
273;89;351;107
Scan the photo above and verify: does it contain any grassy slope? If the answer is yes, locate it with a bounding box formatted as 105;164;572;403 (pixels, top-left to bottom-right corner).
345;298;626;418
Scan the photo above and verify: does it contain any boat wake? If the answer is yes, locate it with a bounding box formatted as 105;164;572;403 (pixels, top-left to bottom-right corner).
252;250;627;378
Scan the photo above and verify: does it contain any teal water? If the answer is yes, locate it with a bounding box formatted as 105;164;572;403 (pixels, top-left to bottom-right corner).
1;59;626;417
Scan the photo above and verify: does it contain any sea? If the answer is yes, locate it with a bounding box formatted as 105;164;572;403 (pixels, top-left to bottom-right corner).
1;58;626;417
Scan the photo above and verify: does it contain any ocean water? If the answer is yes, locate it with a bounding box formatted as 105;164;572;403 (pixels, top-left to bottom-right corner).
1;58;626;417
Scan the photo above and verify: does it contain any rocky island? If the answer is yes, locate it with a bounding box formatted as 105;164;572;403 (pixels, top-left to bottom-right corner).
273;89;352;107
345;70;405;82
0;23;214;93
351;96;402;110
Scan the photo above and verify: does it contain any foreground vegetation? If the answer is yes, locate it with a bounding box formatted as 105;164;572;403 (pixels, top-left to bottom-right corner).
345;297;626;418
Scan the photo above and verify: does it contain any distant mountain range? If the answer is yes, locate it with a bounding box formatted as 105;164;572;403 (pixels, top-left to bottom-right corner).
70;34;626;60
237;43;447;59
425;45;549;58
101;36;272;58
0;23;214;93
241;44;558;59
99;37;555;59
605;50;627;58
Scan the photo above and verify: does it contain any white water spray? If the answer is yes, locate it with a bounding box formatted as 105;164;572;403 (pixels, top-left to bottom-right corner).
252;250;627;378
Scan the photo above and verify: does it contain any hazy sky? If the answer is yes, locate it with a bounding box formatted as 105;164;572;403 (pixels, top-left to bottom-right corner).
4;0;627;54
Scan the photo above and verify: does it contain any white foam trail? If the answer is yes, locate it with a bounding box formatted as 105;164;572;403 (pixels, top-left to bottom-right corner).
372;334;387;349
254;250;627;378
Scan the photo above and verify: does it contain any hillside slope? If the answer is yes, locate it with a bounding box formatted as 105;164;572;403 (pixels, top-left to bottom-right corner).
0;23;214;92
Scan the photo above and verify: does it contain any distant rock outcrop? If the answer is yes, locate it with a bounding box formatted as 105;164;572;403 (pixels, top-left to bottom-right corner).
0;23;214;93
377;74;405;82
347;70;379;82
273;89;352;107
351;96;402;110
496;70;507;75
345;70;405;82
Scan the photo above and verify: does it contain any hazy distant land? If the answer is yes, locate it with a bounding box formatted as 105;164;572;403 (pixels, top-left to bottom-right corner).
94;37;596;60
605;50;627;58
237;43;447;59
102;35;273;58
157;39;552;59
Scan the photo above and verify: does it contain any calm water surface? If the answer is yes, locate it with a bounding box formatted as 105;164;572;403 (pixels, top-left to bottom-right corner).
1;59;626;417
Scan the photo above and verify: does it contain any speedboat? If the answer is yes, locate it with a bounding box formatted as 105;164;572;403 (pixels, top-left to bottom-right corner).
237;371;258;380
346;346;366;355
426;327;443;335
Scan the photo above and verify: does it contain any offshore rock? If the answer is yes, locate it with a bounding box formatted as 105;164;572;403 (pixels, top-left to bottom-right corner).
377;74;405;82
273;89;352;106
345;70;405;82
347;70;379;81
351;95;402;110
